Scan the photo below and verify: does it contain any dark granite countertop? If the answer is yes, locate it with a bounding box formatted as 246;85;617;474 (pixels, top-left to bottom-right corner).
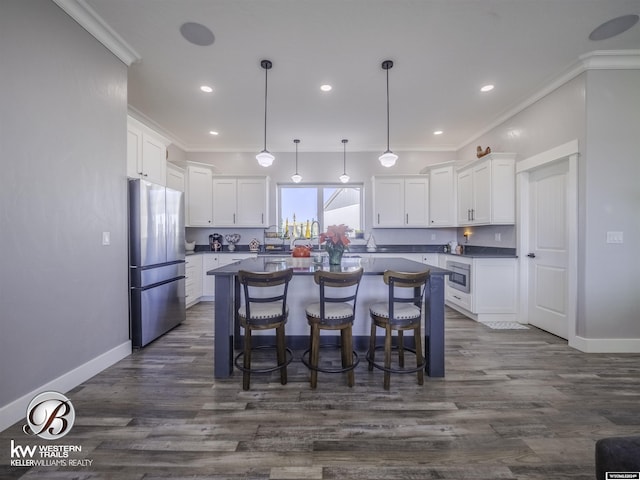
207;256;450;276
190;244;516;258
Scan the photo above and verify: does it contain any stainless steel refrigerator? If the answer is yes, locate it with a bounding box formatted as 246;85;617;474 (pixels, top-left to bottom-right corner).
128;179;186;347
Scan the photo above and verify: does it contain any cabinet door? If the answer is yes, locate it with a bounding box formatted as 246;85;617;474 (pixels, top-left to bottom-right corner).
141;134;167;186
404;177;429;227
457;170;473;225
472;162;491;224
212;178;237;226
489;159;515;224
187;166;212;226
166;164;185;192
429;166;456;227
373;178;404;227
236;178;267;226
201;255;219;298
126;125;143;179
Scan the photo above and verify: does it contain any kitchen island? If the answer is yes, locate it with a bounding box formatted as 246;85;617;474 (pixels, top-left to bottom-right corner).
208;256;450;379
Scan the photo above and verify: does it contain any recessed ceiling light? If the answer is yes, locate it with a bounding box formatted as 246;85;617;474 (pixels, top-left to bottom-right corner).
433;130;443;135
180;22;215;46
200;85;213;93
589;14;639;41
480;84;494;92
209;131;219;136
320;84;332;92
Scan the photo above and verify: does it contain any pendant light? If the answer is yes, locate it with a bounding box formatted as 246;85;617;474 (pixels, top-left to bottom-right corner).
379;60;398;168
339;139;350;183
256;59;275;167
291;139;302;183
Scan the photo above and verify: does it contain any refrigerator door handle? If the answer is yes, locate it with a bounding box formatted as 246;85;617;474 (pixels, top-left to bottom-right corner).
130;275;186;291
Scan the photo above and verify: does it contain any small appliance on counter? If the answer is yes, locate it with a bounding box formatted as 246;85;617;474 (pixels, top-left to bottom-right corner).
209;233;222;251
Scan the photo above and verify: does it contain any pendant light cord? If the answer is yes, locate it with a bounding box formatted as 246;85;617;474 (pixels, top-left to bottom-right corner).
263;66;268;151
385;66;390;152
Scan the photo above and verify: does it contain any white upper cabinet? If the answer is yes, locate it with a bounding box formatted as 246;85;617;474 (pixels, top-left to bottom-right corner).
456;153;516;226
372;175;429;228
186;165;213;226
127;116;170;186
166;163;185;192
213;177;268;227
427;163;457;227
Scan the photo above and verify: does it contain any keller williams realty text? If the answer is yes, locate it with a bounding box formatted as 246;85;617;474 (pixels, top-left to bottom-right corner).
10;440;93;467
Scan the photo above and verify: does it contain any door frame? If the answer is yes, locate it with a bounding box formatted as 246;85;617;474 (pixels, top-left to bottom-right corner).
516;140;579;347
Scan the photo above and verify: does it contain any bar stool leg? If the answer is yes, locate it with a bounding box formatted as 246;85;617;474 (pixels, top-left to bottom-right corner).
276;324;287;385
310;324;320;389
384;323;392;390
368;322;376;371
342;327;354;387
414;324;424;386
398;330;405;368
243;329;252;391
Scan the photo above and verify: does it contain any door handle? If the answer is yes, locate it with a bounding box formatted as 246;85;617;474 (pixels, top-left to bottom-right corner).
527;253;536;258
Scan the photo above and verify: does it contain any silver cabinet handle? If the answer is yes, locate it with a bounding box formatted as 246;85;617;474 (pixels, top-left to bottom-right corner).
377;213;380;224
406;213;409;223
233;213;236;224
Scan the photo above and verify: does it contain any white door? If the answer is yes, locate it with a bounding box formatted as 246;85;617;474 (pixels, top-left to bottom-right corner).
527;160;570;338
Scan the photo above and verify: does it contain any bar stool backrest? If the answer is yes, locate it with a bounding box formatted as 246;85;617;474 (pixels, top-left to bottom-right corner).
383;270;431;321
238;268;294;321
313;268;364;321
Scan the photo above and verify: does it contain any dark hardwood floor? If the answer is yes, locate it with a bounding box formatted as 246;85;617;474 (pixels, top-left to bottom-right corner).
2;302;639;479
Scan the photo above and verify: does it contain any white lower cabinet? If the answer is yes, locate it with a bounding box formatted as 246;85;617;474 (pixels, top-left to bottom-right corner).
185;255;203;308
201;254;219;300
443;255;518;322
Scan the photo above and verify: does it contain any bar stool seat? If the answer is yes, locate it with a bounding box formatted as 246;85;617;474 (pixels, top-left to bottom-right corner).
235;268;294;390
367;270;430;390
301;268;364;389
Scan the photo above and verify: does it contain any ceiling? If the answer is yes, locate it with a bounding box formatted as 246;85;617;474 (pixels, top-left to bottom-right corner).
82;0;640;154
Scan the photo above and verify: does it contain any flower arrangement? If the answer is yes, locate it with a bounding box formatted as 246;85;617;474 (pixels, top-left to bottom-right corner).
319;224;351;265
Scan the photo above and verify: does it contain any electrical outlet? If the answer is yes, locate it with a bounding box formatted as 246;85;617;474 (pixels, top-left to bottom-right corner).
495;233;501;242
102;231;111;245
606;231;623;244
431;234;436;240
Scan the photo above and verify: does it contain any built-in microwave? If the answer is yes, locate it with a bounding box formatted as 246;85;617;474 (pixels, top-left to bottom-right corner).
446;260;470;293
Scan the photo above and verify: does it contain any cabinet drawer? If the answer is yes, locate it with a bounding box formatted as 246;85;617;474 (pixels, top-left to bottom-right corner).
446;287;472;311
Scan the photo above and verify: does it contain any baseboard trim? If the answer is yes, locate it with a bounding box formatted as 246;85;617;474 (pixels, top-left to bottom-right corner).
0;341;131;433
570;336;640;353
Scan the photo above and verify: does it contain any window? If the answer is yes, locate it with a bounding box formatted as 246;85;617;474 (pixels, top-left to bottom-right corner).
278;184;363;238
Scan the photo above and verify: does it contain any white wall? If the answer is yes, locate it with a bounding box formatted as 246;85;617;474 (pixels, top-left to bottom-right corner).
0;0;130;428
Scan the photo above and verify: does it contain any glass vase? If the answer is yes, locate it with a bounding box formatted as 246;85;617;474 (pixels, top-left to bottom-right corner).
327;244;344;265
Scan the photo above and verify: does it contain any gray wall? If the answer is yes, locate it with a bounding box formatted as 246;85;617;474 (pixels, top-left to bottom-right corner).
582;69;640;338
458;69;640;340
0;1;129;409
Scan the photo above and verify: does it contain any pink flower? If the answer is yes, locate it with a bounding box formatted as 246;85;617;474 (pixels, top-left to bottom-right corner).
319;224;351;247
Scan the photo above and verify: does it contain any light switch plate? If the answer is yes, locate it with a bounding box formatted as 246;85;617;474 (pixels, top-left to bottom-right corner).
102;231;111;245
606;231;623;244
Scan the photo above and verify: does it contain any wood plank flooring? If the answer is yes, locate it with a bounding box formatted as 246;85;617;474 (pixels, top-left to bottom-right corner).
2;303;640;479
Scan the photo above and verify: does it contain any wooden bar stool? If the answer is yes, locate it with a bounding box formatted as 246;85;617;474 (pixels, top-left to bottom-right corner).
367;270;430;390
302;268;364;388
235;268;294;390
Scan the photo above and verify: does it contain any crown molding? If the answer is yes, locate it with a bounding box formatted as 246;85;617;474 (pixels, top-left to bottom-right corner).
52;0;141;66
458;50;640;151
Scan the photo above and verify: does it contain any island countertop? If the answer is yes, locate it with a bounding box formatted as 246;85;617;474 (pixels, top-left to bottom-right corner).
207;256;450;380
207;255;450;276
